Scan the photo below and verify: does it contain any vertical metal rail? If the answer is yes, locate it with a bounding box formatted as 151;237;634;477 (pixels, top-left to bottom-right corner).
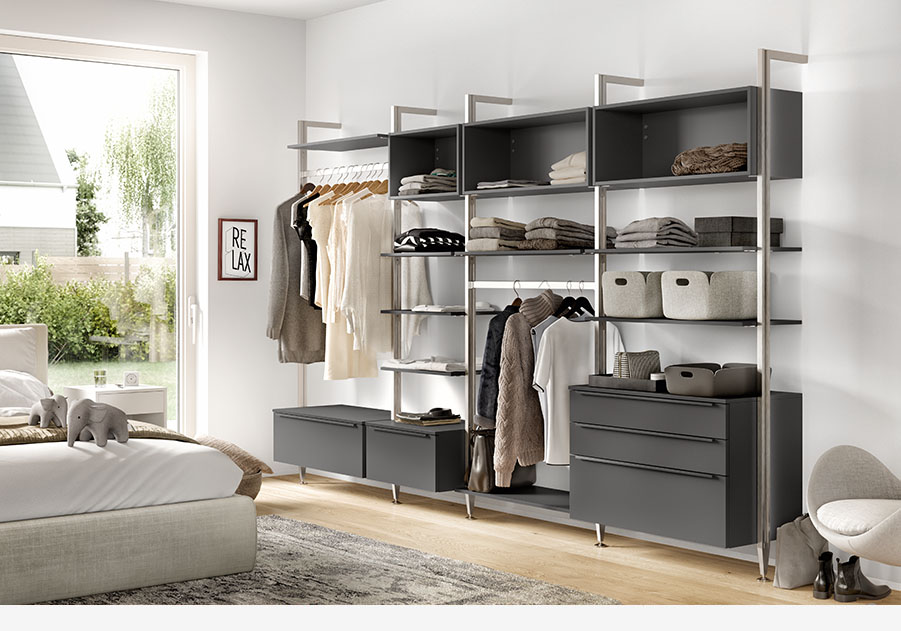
296;120;341;410
756;48;807;581
389;106;438;423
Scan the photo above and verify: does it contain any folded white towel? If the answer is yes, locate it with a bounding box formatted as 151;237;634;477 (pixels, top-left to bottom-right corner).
549;166;586;180
550;150;587;172
550;176;587;186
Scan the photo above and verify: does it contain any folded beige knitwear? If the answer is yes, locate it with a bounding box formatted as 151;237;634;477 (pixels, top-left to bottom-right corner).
615;238;698;248
525;217;594;233
470;226;527;240
470;217;527;230
467;238;522;251
525;228;595;243
615;226;698;244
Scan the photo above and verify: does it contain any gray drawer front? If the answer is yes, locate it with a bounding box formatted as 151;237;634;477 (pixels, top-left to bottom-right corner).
570;390;728;439
570;455;728;547
365;425;465;492
273;413;365;478
570;421;726;475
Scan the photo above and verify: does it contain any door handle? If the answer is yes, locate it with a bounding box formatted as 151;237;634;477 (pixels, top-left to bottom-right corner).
188;296;199;345
573;454;718;479
278;414;358;428
571;422;717;443
373;427;432;439
575;390;717;407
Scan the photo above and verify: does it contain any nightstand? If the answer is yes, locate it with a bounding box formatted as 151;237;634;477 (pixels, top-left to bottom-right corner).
63;385;168;427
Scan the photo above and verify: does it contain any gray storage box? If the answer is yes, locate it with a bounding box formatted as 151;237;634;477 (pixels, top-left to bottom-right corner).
698;232;782;248
694;216;784;234
588;373;667;392
602;271;663;318
664;363;759;397
661;270;756;320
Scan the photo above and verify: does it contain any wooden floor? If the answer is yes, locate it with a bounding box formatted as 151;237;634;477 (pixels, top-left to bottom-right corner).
255;474;900;606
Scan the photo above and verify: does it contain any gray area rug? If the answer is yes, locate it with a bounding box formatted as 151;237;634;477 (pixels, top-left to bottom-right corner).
52;515;617;605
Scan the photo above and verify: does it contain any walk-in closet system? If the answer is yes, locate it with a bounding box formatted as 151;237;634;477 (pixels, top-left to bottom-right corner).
278;48;806;581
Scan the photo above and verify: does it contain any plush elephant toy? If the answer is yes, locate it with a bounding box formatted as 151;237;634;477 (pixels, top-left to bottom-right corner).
28;394;68;428
66;398;129;447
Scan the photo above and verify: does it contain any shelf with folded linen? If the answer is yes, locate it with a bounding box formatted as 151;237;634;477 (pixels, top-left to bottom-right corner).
381;357;482;376
462;108;592;197
389;124;462;200
467;216;603;252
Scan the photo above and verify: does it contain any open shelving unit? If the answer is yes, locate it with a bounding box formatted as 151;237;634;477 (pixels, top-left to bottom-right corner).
388;124;462;201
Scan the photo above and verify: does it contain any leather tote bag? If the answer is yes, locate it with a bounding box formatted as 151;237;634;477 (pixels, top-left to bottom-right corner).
466;428;535;493
774;514;829;589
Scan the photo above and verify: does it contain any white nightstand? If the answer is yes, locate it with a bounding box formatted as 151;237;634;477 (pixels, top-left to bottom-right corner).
62;385;168;427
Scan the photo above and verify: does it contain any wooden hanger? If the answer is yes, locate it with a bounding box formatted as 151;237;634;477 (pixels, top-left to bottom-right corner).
511;280;523;307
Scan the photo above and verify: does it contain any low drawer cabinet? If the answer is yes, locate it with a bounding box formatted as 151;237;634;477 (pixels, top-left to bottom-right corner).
365;420;465;493
568;386;802;548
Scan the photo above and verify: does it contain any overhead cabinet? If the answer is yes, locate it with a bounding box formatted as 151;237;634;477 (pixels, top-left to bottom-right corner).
388;124;462;201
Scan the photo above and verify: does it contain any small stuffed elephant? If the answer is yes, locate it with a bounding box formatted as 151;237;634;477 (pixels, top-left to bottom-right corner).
67;398;129;447
28;394;68;428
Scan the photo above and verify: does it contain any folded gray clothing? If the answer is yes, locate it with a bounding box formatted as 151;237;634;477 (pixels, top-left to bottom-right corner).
520;238;589;250
399;174;457;186
615;238;700;249
525;217;594;234
526;227;595;243
618;216;697;237
476;179;547;189
470;226;527;240
615;226;698;245
467;238;522;251
605;226;617;239
470;217;527;230
399;181;457;192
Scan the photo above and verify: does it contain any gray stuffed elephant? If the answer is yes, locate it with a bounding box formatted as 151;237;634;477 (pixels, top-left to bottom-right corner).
28;394;68;428
66;398;129;447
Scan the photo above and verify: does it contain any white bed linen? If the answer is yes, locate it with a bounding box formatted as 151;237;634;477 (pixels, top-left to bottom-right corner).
0;439;242;523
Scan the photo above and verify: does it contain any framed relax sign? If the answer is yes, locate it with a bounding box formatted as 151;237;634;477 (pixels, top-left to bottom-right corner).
218;218;258;280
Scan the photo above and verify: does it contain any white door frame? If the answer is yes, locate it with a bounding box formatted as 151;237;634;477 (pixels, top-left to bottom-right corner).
0;32;199;435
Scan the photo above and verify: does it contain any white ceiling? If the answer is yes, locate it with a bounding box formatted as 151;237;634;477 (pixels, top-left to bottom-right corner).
154;0;385;20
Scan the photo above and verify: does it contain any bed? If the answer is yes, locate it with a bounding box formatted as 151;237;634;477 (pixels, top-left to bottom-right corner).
0;324;257;605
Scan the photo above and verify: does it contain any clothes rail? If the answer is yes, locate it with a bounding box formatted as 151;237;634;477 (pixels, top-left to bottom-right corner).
299;161;389;179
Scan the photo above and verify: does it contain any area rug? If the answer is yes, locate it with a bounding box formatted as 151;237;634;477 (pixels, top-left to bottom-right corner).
51;515;618;605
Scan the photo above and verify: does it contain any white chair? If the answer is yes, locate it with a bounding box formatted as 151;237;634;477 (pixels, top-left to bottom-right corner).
808;445;901;566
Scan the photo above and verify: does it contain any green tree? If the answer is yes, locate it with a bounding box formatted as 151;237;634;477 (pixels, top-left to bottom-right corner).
104;76;177;257
66;149;107;256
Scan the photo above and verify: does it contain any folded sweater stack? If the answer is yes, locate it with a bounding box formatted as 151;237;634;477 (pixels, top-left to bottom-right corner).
614;217;699;248
398;168;457;195
525;217;594;249
468;217;528;251
549;151;586;186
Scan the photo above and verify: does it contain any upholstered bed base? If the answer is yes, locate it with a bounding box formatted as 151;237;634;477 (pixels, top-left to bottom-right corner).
0;495;257;604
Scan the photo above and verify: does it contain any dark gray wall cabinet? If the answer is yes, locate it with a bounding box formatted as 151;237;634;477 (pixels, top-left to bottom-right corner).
388;124;461;200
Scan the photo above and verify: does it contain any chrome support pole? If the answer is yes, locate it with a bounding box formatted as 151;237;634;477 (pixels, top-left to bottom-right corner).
465;494;476;519
755;48;807;582
298;466;306;485
391;484;401;504
465;94;513;123
296;120;342;407
595;523;608;548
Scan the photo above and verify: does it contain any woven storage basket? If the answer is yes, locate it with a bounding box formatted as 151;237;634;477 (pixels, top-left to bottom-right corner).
661;271;756;320
602;271;664;318
671;142;748;176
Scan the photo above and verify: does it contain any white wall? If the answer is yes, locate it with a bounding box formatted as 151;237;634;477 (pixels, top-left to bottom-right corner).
0;0;306;469
303;0;901;582
0;186;75;228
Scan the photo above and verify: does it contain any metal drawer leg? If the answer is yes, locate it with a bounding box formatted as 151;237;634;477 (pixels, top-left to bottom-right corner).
465;494;476;519
595;523;608;548
391;484;401;504
299;466;306;485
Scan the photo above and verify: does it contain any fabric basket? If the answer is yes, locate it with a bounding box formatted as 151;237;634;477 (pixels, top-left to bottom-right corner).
602;271;663;318
661;271;756;320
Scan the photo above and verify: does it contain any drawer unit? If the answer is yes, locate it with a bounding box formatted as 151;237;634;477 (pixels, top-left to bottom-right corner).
365;421;465;492
273;405;390;478
570;454;748;547
570;421;727;476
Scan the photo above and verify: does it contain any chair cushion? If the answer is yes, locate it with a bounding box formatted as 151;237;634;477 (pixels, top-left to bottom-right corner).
817;499;901;536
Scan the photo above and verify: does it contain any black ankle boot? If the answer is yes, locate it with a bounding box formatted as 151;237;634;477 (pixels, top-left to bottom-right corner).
835;555;892;602
813;551;834;599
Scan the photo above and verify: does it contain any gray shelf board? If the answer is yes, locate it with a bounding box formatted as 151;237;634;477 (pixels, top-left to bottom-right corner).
463;183;593;198
380;367;476;377
389;124;460;139
593;317;802;327
457;486;570;514
381;251;462;257
463;107;589;130
596;86;753;114
389;191;463;202
589;246;802;254
596;172;755;190
463;248;590;257
380;309;502;316
288;134;388;152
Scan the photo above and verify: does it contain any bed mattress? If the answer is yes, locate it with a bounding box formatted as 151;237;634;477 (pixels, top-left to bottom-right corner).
0;439;243;522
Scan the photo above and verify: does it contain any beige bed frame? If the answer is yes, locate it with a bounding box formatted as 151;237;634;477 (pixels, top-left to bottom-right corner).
0;325;258;604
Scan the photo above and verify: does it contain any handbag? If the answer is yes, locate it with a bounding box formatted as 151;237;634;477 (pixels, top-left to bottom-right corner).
612;350;660;380
774;514;829;589
466;427;536;493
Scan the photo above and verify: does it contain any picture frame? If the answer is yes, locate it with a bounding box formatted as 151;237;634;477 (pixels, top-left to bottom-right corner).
218;218;258;281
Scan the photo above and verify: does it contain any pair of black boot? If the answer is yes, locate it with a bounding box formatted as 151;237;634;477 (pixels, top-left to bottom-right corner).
814;551;892;602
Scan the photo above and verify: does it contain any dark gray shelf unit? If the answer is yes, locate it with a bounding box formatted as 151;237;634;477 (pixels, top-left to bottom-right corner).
593;86;802;188
380;366;473;377
288;134;388;152
380;309;502;316
463;248;590;257
388;124;462;200
462;107;592;196
593;317;802;327
458;486;570;514
589;246;802;254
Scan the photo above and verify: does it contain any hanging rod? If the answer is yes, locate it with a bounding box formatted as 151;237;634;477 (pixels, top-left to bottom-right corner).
469;281;596;291
299;161;389;178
